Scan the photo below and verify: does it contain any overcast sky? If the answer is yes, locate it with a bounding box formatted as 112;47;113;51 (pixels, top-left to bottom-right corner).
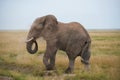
0;0;120;30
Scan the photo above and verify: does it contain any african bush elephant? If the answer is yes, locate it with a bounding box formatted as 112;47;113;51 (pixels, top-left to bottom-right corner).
26;15;91;73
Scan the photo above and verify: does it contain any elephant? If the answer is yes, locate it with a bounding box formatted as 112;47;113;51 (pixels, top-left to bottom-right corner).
26;14;91;73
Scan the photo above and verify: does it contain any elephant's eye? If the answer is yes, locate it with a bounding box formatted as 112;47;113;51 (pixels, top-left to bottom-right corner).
39;23;43;27
34;25;41;30
34;23;43;30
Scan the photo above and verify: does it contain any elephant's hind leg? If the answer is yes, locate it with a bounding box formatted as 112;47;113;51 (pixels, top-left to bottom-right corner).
81;59;90;71
81;42;91;71
81;50;90;67
65;56;75;73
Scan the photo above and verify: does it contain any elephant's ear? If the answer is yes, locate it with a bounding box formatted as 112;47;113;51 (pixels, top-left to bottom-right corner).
43;15;58;32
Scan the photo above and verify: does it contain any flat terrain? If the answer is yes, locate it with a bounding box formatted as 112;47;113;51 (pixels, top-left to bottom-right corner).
0;30;120;80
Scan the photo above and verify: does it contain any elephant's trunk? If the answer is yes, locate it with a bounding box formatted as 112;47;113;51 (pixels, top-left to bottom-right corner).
26;40;38;54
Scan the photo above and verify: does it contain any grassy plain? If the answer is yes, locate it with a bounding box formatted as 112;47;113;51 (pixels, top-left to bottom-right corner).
0;30;120;80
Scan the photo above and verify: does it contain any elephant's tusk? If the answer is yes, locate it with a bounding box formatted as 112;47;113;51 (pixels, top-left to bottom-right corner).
25;37;34;43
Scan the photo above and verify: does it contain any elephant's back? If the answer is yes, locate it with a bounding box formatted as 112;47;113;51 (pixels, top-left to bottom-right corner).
58;22;90;40
67;22;90;40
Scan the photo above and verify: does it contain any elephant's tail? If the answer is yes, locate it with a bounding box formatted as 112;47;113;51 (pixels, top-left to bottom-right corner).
80;40;91;65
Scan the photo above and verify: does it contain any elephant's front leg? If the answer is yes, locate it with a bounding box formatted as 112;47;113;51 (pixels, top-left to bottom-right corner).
43;42;57;70
43;50;57;70
49;52;57;69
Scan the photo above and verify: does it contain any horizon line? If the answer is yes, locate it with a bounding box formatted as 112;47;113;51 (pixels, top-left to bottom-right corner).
0;28;120;31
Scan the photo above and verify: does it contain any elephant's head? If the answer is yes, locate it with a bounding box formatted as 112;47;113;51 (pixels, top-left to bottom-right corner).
26;15;58;54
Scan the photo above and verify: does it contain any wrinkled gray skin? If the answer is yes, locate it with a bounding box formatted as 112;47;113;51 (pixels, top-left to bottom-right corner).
26;15;91;73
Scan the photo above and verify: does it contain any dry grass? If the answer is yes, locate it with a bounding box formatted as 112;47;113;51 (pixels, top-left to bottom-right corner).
0;30;120;80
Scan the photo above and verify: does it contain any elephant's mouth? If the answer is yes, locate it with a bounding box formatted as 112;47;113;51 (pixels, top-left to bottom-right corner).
26;39;38;54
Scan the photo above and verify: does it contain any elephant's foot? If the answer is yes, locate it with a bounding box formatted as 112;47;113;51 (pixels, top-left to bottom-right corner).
84;64;90;71
65;67;73;73
44;70;56;76
81;59;90;71
46;64;54;70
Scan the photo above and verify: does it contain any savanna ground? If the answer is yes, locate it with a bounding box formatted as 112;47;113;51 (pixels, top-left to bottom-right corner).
0;30;120;80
